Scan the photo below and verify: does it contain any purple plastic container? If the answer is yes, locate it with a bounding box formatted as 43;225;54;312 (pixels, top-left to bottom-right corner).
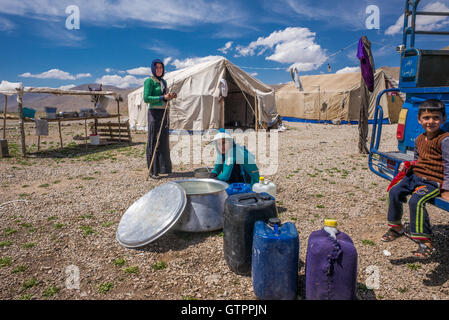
305;228;358;300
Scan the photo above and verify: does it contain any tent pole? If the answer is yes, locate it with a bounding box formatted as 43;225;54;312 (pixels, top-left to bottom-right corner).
3;95;7;140
254;93;258;132
221;98;225;128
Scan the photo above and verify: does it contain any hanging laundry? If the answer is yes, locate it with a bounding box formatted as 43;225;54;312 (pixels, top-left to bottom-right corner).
35;119;48;136
356;36;375;92
290;67;304;92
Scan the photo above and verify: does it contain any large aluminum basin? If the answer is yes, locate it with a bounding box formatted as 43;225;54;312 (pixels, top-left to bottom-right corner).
173;179;229;232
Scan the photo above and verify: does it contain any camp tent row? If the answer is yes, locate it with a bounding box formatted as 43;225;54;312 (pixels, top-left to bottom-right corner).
128;58;402;130
128;57;279;132
275;68;403;124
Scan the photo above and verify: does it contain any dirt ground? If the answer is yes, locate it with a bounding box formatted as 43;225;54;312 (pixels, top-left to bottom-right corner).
1;119;449;300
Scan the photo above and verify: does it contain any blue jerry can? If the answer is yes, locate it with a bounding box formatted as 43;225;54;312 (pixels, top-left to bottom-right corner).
252;218;299;300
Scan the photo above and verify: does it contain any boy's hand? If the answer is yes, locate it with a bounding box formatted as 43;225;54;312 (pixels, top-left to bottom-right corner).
441;191;449;201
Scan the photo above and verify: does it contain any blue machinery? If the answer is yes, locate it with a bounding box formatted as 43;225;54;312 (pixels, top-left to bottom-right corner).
368;0;449;211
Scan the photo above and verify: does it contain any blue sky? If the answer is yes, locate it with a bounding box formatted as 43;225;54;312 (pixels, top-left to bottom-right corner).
0;0;448;89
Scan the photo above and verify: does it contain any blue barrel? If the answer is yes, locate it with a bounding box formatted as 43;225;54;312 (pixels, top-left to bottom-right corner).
226;183;253;196
252;218;299;300
305;223;358;300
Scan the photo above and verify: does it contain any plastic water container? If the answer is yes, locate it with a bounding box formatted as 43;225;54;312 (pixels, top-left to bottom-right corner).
305;219;358;300
252;218;299;300
226;183;253;196
19;107;36;119
223;192;277;275
252;177;276;199
45;107;57;119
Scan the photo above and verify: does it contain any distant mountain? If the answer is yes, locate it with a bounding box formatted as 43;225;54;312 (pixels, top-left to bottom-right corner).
0;84;136;113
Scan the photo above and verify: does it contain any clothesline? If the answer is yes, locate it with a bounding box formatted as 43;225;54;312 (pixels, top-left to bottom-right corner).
238;39;394;71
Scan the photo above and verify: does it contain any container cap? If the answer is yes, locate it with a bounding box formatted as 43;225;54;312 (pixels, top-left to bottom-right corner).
259;176;265;182
116;182;187;248
268;217;281;227
324;219;338;227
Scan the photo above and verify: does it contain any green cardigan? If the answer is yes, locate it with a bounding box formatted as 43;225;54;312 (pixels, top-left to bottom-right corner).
143;77;167;109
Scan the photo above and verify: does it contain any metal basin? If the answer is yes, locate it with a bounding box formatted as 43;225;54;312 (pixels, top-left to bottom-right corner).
193;167;213;179
173;178;229;232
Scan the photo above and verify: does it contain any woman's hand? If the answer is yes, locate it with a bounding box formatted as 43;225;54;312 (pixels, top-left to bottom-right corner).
164;92;177;101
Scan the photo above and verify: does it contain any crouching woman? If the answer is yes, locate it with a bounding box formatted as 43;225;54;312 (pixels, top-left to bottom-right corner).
209;129;260;185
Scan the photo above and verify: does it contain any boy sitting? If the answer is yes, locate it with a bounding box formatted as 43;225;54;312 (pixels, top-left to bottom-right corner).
381;99;449;259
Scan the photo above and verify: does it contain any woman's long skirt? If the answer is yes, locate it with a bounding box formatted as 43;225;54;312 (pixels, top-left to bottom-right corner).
146;108;172;176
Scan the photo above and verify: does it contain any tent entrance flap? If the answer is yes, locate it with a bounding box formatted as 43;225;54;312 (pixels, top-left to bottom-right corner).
223;71;255;128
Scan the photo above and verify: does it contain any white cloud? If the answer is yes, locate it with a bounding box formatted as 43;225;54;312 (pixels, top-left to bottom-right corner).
336;66;360;74
75;73;92;79
250;72;258;77
163;57;173;67
171;56;223;69
0;0;247;29
236;27;327;72
105;68;113;73
386;2;449;35
19;69;76;80
0;16;14;31
95;74;146;89
127;67;151;76
218;41;233;54
58;84;77;90
18;69;91;80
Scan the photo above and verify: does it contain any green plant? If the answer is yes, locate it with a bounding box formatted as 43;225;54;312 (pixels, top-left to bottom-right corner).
407;263;422;271
80;225;94;236
43;286;60;298
38;184;50;188
47;216;57;221
124;266;139;274
20;294;32;300
102;221;114;228
361;239;375;246
182;295;198;300
397;287;409;293
21;223;32;228
22;243;36;249
54;223;65;229
152;261;166;271
98;282;113;294
12;265;28;273
0;257;12;267
4;227;18;236
22;278;38;290
316;205;325;209
114;258;126;267
0;240;12;247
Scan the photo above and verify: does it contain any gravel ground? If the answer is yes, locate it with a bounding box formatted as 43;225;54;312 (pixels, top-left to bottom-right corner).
1;120;449;300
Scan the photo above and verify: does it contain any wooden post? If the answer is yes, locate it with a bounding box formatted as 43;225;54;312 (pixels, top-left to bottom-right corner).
84;118;88;151
58;119;63;148
3;95;7;140
18;92;26;157
117;98;121;142
37;135;40;151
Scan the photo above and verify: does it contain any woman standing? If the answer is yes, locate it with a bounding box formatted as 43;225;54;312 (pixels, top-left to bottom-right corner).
143;59;176;179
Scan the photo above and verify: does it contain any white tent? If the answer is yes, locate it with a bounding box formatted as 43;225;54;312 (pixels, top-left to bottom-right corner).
128;57;278;131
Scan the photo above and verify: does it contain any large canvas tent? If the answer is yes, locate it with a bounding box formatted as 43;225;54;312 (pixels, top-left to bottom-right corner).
276;69;403;124
128;57;278;131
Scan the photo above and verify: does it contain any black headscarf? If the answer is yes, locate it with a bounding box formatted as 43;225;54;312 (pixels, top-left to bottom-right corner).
151;59;166;94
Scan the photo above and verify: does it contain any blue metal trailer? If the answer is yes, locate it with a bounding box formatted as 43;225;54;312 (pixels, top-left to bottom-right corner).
368;0;449;211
